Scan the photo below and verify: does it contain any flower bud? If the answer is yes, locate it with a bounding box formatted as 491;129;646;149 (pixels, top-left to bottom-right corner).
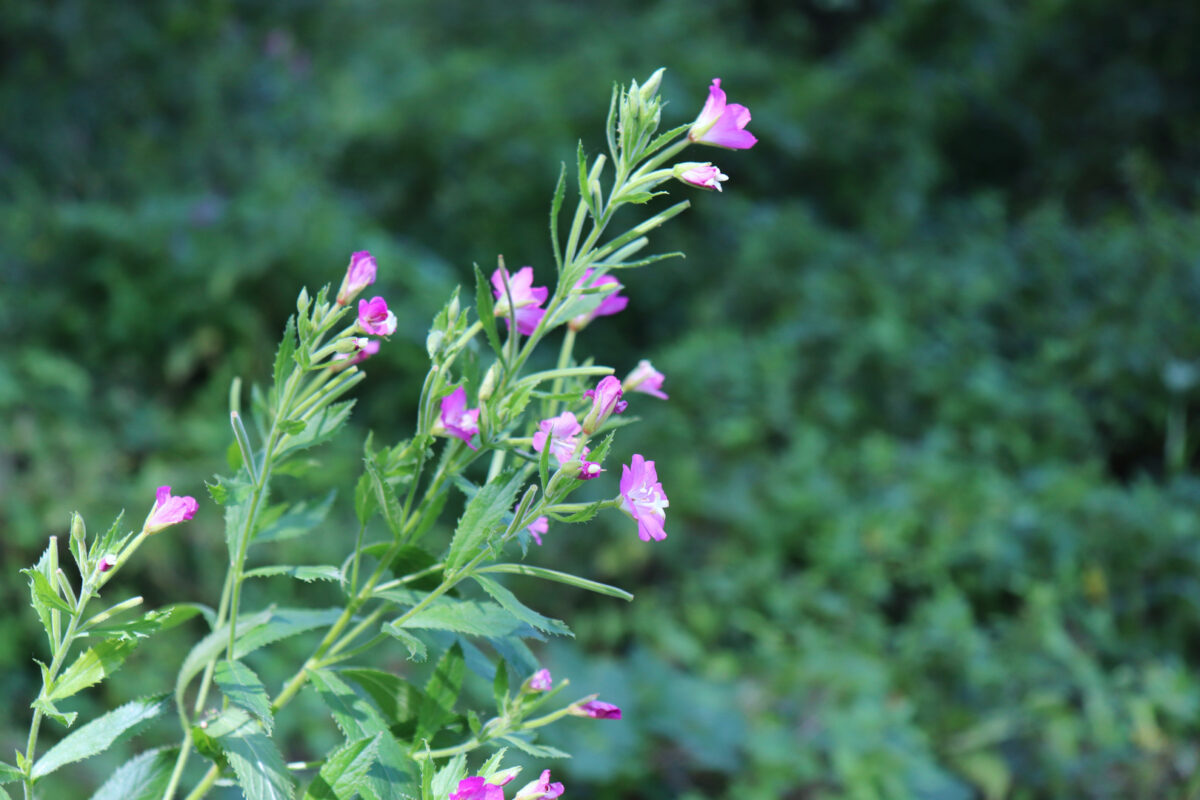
528;669;553;692
514;770;564;800
581;376;627;434
336;251;377;305
622;360;668;399
70;512;87;559
98;554;117;573
571;699;622;719
478;363;501;402
673;162;728;192
638;67;665;105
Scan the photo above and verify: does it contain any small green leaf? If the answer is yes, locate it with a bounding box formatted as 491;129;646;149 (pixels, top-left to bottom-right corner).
619;190;666;205
255;491;337;544
429;754;467;800
576;141;594;216
302;734;381;800
33;695;169;778
205;708;293;800
382;625;428;661
278;418;307;435
472;575;572;637
277;400;355;457
498;734;570;759
243;565;342;584
274;316;297;390
87;747;178;800
393;598;522;638
46;638;141;702
364;455;405;542
23;568;73;615
550;163;566;272
445;470;527;574
308;671;412;798
215;661;274;734
0;762;23;784
476;563;633;601
473;264;504;360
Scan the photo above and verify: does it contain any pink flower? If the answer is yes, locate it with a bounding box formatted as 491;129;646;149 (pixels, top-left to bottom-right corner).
333;336;380;366
492;266;549;336
577;461;604;480
581;376;627;434
622;360;668;400
144;486;198;534
529;669;553;691
513;770;564;800
526;516;549;545
674;162;729;192
98;555;117;573
618;455;668;542
437;387;481;450
688;78;757;150
450;777;507;800
337;250;377;305
357;296;397;336
573;700;622;720
568;269;629;332
532;412;587;466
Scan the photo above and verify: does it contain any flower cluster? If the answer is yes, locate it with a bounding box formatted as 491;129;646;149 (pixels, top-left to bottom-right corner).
331;250;399;367
451;770;564;800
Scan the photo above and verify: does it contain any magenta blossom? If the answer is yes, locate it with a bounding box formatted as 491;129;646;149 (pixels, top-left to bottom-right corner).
450;777;508;800
334;336;380;366
582;376;627;434
98;555;117;573
145;486;198;535
618;455;668;542
573;700;622;720
529;668;553;691
532;412;587;465
674;162;729;192
437;387;481;450
688;78;757;150
514;770;564;800
492;266;549;336
622;360;668;400
577;461;604;480
337;250;377;305
526;515;549;546
568;269;629;332
357;296;397;336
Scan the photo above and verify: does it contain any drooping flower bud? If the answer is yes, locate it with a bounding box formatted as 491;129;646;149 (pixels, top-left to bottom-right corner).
673;162;729;192
336;251;377;305
581;376;627;434
622;360;668;400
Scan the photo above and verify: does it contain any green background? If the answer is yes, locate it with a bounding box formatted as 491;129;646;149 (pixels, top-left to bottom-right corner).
4;1;1200;797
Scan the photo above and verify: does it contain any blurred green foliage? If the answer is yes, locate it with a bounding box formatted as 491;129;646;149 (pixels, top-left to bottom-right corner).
3;0;1200;797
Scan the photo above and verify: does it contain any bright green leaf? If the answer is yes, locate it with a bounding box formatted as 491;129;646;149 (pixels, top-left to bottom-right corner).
301;734;380;800
205;708;293;800
472;575;572;637
87;747;178;800
34;695;169;778
215;660;274;734
46;638;140;702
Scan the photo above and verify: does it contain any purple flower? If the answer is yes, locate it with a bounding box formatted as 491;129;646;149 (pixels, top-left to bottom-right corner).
492;266;549;336
333;336;380;366
437;387;481;450
514;770;564;800
357;296;397;336
526;516;549;546
618;455;668;542
450;777;507;800
573;700;622;720
577;461;604;480
145;486;198;534
532;412;587;466
674;162;729;192
529;669;553;691
688;78;757;150
581;376;627;435
337;250;377;305
98;555;117;573
622;360;668;400
568;269;629;332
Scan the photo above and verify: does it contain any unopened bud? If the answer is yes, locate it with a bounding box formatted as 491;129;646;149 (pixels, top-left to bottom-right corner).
638;68;664;104
581;376;627;434
98;555;117;573
478;363;501;401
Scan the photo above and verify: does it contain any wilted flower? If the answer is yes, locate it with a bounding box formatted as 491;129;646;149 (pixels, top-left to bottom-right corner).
337;250;377;305
622;360;668;400
513;770;564;800
436;387;481;450
526;516;549;546
688;78;757;150
673;162;729;192
529;668;553;691
581;376;627;434
572;700;622;720
357;296;397;336
144;486;198;534
618;455;668;542
492;266;549;336
450;776;509;800
532;412;587;465
568;269;628;332
333;336;380;366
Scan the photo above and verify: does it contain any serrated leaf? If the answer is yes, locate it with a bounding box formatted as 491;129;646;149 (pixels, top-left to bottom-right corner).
382;625;428;661
302;734;381;800
308;671;411;798
417;644;465;740
277;400;355;458
473;264;503;360
33;695;169;778
0;762;22;784
340;669;422;725
46;638;140;702
31;697;76;728
498;734;570;759
87;747;178;800
394;598;523;639
429;754;466;800
220;474;257;563
382;545;441;591
475;563;633;601
472;575;571;637
549;500;604;524
23;568;72;615
278;418;307;435
255;491;337;544
274;316;297;390
232;608;344;656
620;190;665;204
550;164;566;272
445;470;527;574
87;603;204;640
205;708;293;800
364;455;405;542
243;565;342;584
215;661;274;734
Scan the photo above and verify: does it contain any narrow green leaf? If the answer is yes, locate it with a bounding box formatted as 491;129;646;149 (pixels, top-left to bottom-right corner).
215;661;274;734
302;734;381;800
445;470;526;574
382;625;428;662
550;163;566;272
364;455;405;542
538;431;552;496
205;707;293;800
46;638;140;702
340;669;422;725
243;565;342;584
417;644;464;740
86;603;204;640
33;695;169;778
476;563;633;601
232;608;344;657
230;411;259;484
23;568;73;615
255;490;337;544
394;598;522;638
472;575;572;637
595;250;685;270
277;400;355;457
0;762;22;784
549;500;604;524
274;316;297;390
620;190;666;205
498;734;570;759
493;662;509;712
473;264;504;359
576;141;594;217
87;747;178;800
220;474;257;564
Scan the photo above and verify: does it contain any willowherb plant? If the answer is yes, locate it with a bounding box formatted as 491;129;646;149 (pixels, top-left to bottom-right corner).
9;69;757;800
